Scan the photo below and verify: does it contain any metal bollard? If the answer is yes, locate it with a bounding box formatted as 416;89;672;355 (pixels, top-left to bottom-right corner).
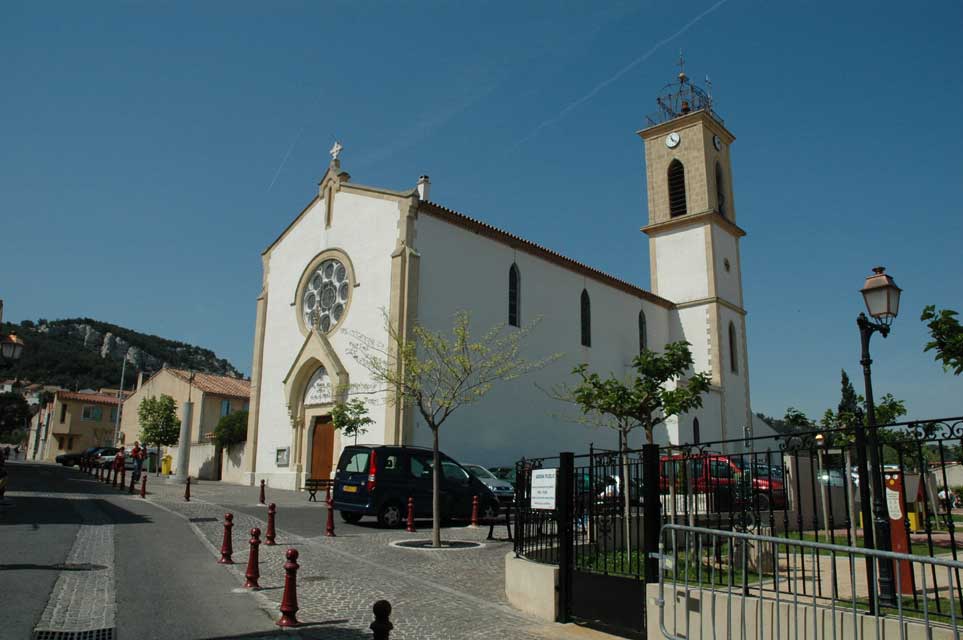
140;475;147;498
244;527;261;589
470;495;479;527
184;476;191;502
219;513;234;564
129;474;136;495
370;600;393;640
324;486;336;537
406;496;416;533
265;503;277;545
259;479;266;505
276;548;300;627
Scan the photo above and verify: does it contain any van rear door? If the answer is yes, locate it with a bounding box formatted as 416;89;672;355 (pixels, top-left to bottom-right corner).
334;447;371;507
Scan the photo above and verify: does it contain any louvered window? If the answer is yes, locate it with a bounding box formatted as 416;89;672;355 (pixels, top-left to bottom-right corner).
508;264;520;327
638;309;647;353
716;162;727;218
729;322;739;374
580;289;591;347
668;160;687;217
693;418;701;445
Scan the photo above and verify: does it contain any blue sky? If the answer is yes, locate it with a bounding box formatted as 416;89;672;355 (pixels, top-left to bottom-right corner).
2;1;961;422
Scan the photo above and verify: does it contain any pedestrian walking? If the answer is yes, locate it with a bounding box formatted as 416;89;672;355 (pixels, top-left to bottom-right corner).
14;445;20;460
131;441;146;482
0;455;8;501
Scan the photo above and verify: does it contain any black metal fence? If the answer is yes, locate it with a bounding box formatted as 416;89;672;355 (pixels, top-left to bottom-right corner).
514;416;963;631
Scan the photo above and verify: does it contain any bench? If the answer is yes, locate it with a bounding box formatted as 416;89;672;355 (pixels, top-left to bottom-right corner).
304;478;333;502
486;500;515;541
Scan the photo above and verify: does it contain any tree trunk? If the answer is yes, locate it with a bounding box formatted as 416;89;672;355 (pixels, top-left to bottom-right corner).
432;428;441;548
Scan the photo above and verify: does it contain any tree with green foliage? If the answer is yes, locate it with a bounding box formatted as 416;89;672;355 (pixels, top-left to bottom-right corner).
350;310;555;547
213;410;248;448
921;306;963;375
0;392;31;438
138;395;180;467
331;399;373;445
555;341;710;553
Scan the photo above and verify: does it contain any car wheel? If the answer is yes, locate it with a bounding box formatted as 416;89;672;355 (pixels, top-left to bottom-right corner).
481;500;500;522
340;511;363;525
753;493;771;513
377;502;403;528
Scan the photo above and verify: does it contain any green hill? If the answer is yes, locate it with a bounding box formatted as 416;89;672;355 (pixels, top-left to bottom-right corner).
0;317;243;391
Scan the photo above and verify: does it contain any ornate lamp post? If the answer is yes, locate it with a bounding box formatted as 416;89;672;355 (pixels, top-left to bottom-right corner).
857;266;902;607
0;300;25;366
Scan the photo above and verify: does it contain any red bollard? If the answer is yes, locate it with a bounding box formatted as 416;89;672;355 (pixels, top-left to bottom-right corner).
140;475;147;498
244;527;261;589
259;479;266;505
129;474;136;495
406;496;416;533
184;476;191;502
219;513;234;564
325;487;336;537
276;548;300;627
470;495;479;527
265;503;277;545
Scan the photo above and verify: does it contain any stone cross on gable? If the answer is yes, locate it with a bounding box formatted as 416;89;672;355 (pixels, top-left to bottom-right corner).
329;140;343;162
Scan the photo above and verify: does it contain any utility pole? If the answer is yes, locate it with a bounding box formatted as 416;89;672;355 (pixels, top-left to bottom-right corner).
112;357;127;446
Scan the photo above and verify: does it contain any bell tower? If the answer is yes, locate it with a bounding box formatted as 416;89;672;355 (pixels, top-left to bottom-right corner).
638;65;752;447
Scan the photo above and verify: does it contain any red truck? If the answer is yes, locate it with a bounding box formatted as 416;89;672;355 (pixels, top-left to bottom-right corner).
660;452;787;514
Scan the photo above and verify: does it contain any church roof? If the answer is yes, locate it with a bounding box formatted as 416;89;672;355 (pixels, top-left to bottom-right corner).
418;201;674;309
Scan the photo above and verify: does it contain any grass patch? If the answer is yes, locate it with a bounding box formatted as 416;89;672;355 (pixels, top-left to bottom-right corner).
576;548;760;587
776;531;954;556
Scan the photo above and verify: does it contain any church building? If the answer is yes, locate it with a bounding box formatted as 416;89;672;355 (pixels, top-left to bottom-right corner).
241;72;769;490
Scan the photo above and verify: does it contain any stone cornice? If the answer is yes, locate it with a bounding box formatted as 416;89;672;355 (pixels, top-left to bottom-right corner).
642;209;746;238
674;296;746;316
636;109;736;143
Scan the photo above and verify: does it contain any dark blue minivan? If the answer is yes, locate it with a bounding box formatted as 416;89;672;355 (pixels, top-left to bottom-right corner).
333;445;500;528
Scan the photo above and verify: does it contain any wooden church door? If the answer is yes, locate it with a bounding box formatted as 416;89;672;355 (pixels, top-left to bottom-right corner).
310;415;335;480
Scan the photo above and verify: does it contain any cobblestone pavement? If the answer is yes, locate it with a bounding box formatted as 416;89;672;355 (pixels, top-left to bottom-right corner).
139;478;588;640
33;497;116;636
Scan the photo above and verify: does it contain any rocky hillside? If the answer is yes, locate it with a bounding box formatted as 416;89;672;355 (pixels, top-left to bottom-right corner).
0;318;243;390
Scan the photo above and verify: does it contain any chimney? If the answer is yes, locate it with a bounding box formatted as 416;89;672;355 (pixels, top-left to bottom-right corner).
416;175;430;201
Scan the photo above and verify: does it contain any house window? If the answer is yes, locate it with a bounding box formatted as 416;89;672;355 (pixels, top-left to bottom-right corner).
693;418;701;445
508;263;520;327
220;399;231;417
729;322;738;374
715;162;727;218
60;403;67;423
81;405;103;421
109;407;118;423
243;402;249;412
580;289;591;347
668;159;687;217
638;309;647;353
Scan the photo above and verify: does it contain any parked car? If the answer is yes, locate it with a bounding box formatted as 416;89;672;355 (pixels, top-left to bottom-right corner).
91;447;121;469
333;445;501;528
660;452;787;512
463;464;515;504
56;447;103;468
488;466;517;488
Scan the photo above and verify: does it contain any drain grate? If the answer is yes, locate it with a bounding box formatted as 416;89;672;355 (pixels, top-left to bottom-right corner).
34;629;115;640
189;517;217;523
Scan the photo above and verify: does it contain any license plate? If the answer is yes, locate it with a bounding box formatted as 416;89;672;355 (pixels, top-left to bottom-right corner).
343;485;358;493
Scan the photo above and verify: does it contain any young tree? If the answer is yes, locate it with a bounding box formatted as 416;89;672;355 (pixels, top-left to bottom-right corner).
138;395;181;470
556;341;710;551
0;393;31;438
213;410;248;448
331;399;373;446
921;306;963;375
349;310;555;547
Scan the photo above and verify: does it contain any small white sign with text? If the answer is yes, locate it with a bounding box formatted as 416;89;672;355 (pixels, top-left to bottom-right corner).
531;469;557;510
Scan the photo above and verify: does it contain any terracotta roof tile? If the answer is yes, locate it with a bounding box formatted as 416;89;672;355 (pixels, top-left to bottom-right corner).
167;369;251;399
419;201;674;309
57;390;124;406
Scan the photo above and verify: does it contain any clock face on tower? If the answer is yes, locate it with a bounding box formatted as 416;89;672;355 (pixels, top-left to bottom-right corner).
665;132;681;148
713;135;722;151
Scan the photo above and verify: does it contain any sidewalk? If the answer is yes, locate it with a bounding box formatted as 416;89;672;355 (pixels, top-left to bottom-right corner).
136;474;619;639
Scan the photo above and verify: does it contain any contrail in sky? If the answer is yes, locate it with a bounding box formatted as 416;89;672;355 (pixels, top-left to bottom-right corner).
267;125;305;192
515;0;729;148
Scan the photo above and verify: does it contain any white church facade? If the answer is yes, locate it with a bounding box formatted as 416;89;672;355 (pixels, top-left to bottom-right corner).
241;92;770;490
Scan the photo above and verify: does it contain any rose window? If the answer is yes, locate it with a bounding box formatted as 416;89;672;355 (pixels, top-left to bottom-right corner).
302;258;350;333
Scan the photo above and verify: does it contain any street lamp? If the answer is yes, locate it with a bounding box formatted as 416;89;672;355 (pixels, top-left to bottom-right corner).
0;300;25;365
857;266;902;607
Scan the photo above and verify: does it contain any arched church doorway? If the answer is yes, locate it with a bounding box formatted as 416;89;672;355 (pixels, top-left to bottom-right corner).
310;415;335;480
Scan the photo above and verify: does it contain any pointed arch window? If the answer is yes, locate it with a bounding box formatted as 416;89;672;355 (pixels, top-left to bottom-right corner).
508;263;521;327
580;289;591;347
715;162;727;218
693;418;701;445
668;159;687;217
729;322;738;374
638;309;648;353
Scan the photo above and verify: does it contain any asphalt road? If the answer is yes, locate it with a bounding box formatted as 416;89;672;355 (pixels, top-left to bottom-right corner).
0;462;283;639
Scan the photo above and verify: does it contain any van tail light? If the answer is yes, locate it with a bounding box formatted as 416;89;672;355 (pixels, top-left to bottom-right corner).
366;450;377;492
